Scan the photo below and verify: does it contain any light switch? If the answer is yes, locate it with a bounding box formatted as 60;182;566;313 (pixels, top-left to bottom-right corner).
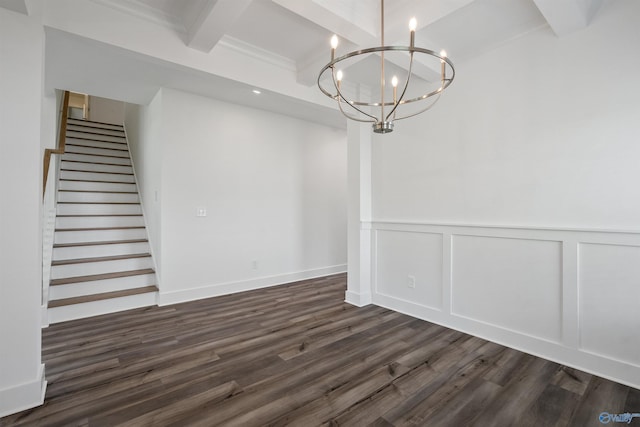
196;208;207;217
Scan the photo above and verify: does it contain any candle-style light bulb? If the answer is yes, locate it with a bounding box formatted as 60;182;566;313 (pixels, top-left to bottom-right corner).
409;17;417;32
391;75;398;104
440;50;447;83
330;35;338;61
336;69;343;90
331;35;339;49
409;17;417;49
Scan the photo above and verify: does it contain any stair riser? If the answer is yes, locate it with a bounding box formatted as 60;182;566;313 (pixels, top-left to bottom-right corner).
67;119;123;132
62;153;132;166
65;138;128;151
53;241;151;260
64;145;129;158
56;216;145;229
57;191;140;203
56;203;142;215
66;130;125;143
58;181;137;192
66;124;125;137
47;292;157;324
61;161;133;174
49;273;157;300
59;171;135;183
51;257;154;279
54;228;147;244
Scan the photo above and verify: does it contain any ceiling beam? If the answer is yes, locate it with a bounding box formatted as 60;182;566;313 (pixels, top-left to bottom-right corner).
0;0;28;15
186;0;254;53
273;0;377;46
533;0;603;37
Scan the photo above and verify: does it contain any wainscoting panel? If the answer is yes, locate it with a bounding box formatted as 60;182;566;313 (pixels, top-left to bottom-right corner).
579;242;640;367
375;230;443;310
367;221;640;389
451;235;563;343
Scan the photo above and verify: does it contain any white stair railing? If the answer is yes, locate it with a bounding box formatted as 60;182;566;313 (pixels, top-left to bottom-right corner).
42;90;69;324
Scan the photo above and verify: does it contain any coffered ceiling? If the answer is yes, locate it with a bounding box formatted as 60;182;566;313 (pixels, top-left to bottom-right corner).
2;0;606;128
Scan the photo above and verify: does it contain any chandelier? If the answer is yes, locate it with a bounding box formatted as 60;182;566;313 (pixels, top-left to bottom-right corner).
317;0;455;134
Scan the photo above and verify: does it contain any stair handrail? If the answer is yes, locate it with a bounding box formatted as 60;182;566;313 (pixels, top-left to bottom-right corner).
43;90;70;199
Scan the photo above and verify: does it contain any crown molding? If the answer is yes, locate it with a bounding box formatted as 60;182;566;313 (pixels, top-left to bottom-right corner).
88;0;186;34
218;35;297;73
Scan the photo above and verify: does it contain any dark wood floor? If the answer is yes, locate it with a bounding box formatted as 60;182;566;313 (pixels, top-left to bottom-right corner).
2;274;638;426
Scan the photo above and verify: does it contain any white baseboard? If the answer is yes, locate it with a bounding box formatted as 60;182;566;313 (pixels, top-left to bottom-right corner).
41;304;49;328
0;364;47;418
344;290;371;307
158;264;347;306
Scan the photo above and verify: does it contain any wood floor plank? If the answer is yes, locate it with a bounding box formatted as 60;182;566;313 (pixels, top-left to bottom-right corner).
1;273;637;427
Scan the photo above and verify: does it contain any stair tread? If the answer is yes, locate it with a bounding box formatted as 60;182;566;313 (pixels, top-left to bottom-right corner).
68;118;124;128
60;169;133;176
58;189;138;194
59;178;135;184
50;268;155;286
66;129;126;138
66;136;127;145
54;238;149;248
61;159;132;167
48;285;157;308
52;253;152;266
55;226;145;231
64;150;131;159
65;145;129;153
57;201;140;205
56;214;143;217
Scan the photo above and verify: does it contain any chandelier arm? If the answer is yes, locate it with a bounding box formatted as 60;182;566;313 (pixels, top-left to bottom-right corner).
331;68;378;122
336;94;378;123
393;91;442;121
318;46;455;108
385;51;415;122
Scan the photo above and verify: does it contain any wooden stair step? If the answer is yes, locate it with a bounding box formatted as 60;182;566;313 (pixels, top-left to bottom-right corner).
58;189;138;194
50;268;155;286
66;143;128;152
57;202;140;205
60;178;135;184
66;136;127;145
68;118;124;128
55;226;145;232
53;239;148;248
52;253;151;266
61;159;132;167
66;129;126;138
56;214;143;217
48;286;157;308
62;153;131;161
60;169;133;175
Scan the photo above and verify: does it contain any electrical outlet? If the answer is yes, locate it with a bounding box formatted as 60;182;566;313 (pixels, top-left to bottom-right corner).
407;275;416;288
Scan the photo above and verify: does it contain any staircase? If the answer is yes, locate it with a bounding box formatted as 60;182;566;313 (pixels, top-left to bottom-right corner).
47;118;158;324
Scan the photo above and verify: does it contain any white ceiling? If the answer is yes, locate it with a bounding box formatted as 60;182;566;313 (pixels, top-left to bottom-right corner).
3;0;606;128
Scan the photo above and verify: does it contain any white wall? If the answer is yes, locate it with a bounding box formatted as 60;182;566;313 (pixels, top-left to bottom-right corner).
0;7;46;417
124;92;163;272
126;88;347;304
366;1;640;389
89;95;124;125
373;2;640;229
